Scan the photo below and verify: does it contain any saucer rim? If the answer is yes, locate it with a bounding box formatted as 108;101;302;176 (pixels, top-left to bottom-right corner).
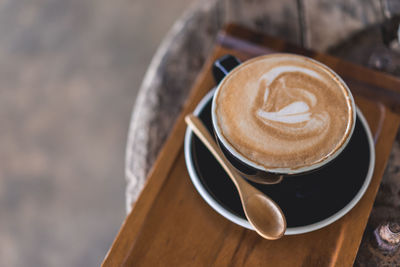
184;88;375;235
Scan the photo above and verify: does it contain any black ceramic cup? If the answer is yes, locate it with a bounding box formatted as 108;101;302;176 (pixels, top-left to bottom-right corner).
211;54;356;184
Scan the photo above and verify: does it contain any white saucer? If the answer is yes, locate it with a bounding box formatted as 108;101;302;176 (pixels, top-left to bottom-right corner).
184;89;375;235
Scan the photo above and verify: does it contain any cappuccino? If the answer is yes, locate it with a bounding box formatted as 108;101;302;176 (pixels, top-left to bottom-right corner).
213;54;354;170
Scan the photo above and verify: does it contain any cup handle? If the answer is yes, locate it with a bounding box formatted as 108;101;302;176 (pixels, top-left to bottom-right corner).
212;55;241;84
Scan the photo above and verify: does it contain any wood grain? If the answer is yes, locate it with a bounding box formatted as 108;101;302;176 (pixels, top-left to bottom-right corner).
103;25;400;266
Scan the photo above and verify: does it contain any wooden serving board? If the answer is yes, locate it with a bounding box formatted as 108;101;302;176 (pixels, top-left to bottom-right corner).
103;24;400;266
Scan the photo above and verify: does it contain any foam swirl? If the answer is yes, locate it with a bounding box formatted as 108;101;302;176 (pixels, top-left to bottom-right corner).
214;54;353;170
254;67;330;139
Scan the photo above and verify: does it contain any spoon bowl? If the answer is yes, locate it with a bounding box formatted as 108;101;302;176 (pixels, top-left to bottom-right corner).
239;180;287;239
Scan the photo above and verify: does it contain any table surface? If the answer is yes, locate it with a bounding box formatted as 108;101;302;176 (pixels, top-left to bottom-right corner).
103;25;400;266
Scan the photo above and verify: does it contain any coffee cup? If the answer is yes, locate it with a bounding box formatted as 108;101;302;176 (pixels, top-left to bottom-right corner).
211;54;356;182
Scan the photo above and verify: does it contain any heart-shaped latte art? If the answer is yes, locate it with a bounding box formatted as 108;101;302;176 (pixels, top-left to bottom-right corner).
253;66;330;140
214;55;353;170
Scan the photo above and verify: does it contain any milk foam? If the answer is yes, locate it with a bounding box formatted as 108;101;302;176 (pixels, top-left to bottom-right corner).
214;54;354;170
257;101;311;124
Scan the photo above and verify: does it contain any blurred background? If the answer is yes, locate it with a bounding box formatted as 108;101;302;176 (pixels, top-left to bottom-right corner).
0;0;194;265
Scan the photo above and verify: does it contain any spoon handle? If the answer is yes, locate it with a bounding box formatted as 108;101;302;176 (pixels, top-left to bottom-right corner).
185;114;242;187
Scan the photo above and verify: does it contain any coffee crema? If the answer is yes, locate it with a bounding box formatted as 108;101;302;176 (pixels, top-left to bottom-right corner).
213;54;354;170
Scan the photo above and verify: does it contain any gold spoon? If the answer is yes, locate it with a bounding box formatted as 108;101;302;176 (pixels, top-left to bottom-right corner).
185;114;286;240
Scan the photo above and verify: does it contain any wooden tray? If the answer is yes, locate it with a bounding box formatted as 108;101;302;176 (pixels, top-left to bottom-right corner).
102;24;400;266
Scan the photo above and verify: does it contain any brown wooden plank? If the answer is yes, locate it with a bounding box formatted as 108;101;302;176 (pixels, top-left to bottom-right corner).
103;25;400;266
124;152;237;266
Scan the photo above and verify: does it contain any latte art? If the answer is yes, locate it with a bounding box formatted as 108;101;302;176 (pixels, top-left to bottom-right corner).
254;68;330;139
213;54;354;171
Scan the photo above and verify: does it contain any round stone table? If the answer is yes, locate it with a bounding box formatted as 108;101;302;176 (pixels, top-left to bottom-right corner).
125;0;400;265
